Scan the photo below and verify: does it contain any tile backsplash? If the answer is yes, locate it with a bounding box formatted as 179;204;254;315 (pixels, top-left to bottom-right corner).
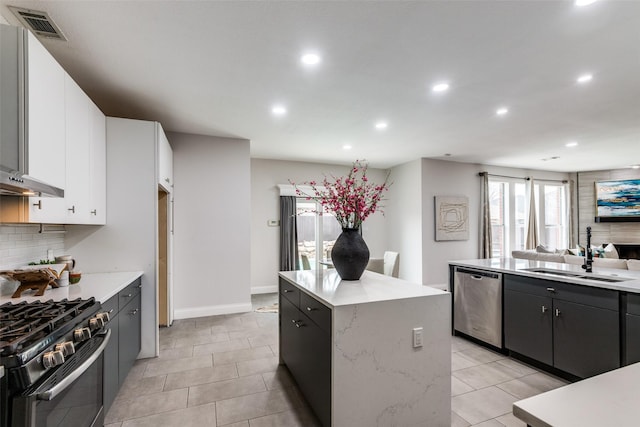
0;225;65;269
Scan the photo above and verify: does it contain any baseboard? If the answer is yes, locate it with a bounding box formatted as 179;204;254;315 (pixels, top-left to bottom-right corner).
251;285;278;294
174;302;253;320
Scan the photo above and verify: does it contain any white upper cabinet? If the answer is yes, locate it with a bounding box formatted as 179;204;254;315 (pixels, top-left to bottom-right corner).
63;75;91;224
19;32;107;225
157;124;173;193
88;101;106;224
26;31;65;189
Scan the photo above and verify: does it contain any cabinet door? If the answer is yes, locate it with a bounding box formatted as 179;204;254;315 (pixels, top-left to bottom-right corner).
553;299;620;378
626;313;640;365
118;294;141;385
280;295;303;378
88;101;106;224
63;76;91;223
504;289;553;366
25;196;65;224
103;311;120;415
157;125;172;192
26;31;65;188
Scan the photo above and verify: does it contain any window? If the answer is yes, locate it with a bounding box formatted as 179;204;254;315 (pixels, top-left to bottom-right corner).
296;199;341;269
489;178;568;257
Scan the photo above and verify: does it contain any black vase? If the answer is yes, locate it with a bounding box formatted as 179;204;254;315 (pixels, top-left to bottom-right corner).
331;228;370;280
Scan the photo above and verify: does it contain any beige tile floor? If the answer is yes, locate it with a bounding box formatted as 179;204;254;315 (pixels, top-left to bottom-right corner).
105;293;568;427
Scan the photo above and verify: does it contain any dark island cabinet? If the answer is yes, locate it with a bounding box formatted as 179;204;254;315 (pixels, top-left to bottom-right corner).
279;278;331;426
504;274;620;379
103;277;142;414
625;294;640;365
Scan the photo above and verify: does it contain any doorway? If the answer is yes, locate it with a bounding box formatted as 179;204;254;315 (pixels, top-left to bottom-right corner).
158;189;171;327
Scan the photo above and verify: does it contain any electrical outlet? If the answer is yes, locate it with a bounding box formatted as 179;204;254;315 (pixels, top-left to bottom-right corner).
413;327;423;348
267;220;280;227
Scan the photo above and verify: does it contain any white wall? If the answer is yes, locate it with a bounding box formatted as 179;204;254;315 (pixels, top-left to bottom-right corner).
386;159;423;283
250;159;389;292
170;132;251;317
0;13;8;24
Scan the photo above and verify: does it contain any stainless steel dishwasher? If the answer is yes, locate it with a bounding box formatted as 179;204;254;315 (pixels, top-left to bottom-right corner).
453;266;503;348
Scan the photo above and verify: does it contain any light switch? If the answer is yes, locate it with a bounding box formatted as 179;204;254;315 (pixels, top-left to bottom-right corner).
267;220;280;227
413;327;423;348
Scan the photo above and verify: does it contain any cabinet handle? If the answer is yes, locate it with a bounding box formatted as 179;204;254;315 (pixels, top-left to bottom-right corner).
546;287;556;293
68;205;75;213
541;305;548;313
130;308;139;315
138;284;142;289
123;293;133;298
33;200;42;210
283;289;292;293
90;209;97;215
107;309;114;314
291;319;297;323
306;307;316;311
295;321;304;328
555;308;561;317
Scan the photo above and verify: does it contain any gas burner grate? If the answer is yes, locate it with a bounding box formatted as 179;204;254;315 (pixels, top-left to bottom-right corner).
0;298;97;356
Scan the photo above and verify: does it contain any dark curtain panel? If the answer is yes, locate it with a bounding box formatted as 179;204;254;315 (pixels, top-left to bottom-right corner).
480;172;492;258
280;196;299;271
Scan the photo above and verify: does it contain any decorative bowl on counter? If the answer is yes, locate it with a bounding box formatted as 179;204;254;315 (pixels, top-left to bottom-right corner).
69;271;82;284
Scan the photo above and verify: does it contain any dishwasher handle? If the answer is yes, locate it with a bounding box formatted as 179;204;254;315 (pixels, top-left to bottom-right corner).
455;267;501;280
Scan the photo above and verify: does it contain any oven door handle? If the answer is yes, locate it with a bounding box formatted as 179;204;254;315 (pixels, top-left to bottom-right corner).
37;329;111;401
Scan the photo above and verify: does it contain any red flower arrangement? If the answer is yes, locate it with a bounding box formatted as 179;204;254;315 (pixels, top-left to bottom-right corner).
291;160;391;229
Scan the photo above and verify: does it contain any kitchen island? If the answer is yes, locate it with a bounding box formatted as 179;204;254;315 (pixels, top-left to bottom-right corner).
278;269;451;427
449;258;640;379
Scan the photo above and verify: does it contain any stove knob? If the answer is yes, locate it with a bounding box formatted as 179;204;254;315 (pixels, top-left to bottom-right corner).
97;312;110;323
54;341;75;357
42;350;65;369
89;316;105;330
73;327;92;342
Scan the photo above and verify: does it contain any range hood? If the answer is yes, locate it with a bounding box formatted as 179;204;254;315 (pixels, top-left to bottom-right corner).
1;23;64;198
0;166;64;197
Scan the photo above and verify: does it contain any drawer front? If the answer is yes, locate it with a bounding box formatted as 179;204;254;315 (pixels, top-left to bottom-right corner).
102;295;119;317
279;277;300;308
119;277;142;311
505;274;619;311
299;291;331;334
627;293;640;315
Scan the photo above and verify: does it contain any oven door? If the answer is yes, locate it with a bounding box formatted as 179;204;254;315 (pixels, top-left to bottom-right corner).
11;330;110;427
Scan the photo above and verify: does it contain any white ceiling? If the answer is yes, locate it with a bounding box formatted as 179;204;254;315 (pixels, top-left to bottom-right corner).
1;1;639;171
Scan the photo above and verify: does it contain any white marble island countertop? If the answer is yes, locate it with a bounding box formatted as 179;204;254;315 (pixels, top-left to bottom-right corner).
279;268;447;308
0;271;143;304
449;258;640;293
513;362;640;427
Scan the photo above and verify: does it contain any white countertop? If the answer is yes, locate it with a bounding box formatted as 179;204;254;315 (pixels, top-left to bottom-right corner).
513;362;640;427
449;258;640;293
0;271;143;304
278;269;446;308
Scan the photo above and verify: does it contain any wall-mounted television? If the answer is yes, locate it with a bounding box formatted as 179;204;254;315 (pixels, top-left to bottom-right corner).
595;179;640;222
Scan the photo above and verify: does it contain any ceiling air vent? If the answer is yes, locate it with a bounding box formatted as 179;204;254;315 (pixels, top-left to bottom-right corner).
8;6;67;41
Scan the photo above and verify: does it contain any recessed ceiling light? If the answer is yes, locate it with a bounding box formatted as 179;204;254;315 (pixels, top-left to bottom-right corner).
566;141;579;147
577;74;593;84
631;165;640;169
301;53;321;66
432;82;450;93
271;105;287;116
575;0;598;6
496;107;509;116
343;145;352;150
375;121;388;130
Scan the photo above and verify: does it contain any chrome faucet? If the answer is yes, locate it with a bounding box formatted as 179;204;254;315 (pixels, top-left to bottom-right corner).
582;226;593;273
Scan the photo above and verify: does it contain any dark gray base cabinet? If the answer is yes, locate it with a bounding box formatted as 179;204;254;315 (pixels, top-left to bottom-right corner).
626;294;640;365
504;274;620;379
279;278;331;426
103;277;142;414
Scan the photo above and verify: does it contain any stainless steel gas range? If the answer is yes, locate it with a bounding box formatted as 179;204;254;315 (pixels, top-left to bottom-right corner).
0;298;111;427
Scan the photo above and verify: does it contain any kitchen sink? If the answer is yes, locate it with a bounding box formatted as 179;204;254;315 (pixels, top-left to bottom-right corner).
521;267;631;283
